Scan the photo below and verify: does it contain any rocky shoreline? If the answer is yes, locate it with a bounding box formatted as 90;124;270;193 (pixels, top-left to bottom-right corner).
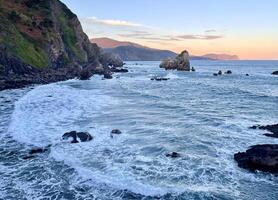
234;123;278;173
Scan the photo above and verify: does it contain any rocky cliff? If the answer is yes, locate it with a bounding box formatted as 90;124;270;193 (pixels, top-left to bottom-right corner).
0;0;122;90
160;50;191;71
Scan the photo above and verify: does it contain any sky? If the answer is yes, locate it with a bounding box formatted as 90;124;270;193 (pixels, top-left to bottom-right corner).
61;0;278;60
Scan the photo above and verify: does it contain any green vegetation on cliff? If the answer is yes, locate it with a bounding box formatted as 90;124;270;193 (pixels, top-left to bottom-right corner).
0;0;94;70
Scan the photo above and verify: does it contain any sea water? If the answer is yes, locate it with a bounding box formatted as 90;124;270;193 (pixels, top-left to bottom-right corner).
0;60;278;200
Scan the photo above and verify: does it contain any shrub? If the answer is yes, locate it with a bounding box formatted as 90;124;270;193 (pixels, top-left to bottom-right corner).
40;18;53;28
9;11;21;22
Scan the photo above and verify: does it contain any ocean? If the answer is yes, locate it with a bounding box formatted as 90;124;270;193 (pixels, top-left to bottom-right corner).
0;60;278;200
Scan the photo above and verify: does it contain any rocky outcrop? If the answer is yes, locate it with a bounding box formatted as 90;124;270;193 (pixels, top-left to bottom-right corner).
0;0;123;90
62;131;93;143
150;77;170;81
159;50;190;71
250;123;278;138
272;71;278;75
234;145;278;173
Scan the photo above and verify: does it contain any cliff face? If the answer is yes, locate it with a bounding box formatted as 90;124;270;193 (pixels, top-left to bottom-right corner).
0;0;122;90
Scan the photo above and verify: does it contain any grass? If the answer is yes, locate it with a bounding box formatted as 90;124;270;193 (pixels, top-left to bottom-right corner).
58;13;86;62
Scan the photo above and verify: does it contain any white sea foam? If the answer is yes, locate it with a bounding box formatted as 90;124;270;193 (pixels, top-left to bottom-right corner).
4;61;278;199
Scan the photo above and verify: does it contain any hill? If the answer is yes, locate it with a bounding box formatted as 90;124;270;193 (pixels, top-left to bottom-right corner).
0;0;119;90
92;37;239;61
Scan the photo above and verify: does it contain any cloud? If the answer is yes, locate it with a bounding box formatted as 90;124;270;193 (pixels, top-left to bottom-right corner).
81;17;142;27
205;29;217;33
177;34;223;40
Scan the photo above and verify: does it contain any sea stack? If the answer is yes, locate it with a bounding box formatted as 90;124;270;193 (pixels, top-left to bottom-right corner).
159;50;190;71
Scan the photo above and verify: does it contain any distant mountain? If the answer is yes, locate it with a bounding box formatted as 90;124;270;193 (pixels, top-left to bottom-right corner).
91;37;239;61
201;54;239;60
91;37;145;49
105;46;177;61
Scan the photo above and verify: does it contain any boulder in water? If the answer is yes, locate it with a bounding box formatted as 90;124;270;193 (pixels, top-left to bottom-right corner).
225;70;232;74
234;144;278;173
218;70;222;75
62;131;93;143
250;123;278;138
160;50;190;71
111;129;122;135
166;152;181;158
151;77;170;81
271;71;278;75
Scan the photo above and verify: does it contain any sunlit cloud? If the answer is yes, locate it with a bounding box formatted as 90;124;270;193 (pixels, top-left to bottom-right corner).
81;17;142;27
177;34;223;40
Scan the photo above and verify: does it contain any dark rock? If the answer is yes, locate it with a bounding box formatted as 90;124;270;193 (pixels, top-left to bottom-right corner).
22;155;36;160
151;77;170;81
160;50;190;71
103;73;113;79
79;68;93;80
246;74;250;76
111;129;122;135
250;124;278;138
29;147;48;155
213;73;218;76
234;144;278;173
191;67;196;72
166;152;181;158
218;70;222;75
62;131;93;143
271;71;278;75
110;67;128;73
225;70;232;74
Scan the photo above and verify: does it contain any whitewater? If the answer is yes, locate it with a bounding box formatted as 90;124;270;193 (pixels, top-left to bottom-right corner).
0;60;278;199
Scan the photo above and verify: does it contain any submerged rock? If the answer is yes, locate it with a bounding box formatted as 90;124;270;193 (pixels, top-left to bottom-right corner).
160;50;190;71
271;71;278;75
22;155;36;160
150;77;170;81
111;129;122;134
225;70;232;74
234;144;278;173
110;129;122;138
29;147;48;155
166;152;181;158
110;67;128;73
62;131;93;143
218;70;223;75
250;123;278;138
213;73;218;76
246;74;250;76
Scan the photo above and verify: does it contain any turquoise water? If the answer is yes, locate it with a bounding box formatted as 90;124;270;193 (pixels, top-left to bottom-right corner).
0;60;278;199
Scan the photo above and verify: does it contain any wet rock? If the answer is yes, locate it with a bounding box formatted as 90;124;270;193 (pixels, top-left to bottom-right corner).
191;67;196;72
62;131;93;143
160;50;190;71
218;70;222;75
22;155;36;160
103;73;113;79
225;70;232;74
271;71;278;75
250;124;278;138
246;74;250;76
111;129;122;135
110;67;128;73
166;152;181;158
29;147;48;155
234;144;278;173
213;73;218;76
150;77;170;81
